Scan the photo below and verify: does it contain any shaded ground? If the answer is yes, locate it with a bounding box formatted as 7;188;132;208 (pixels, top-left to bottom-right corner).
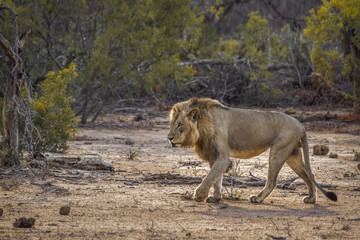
1;109;360;240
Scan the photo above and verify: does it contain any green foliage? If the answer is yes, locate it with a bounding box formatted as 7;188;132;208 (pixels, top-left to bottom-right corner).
280;25;312;65
239;12;271;65
216;38;240;61
192;11;301;104
304;0;360;85
234;12;291;100
23;63;78;153
91;0;203;99
210;0;224;20
237;12;288;81
1;0;206;123
197;23;220;59
303;0;360;111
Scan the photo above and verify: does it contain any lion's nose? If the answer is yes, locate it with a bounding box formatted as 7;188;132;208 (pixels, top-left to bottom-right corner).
168;136;176;147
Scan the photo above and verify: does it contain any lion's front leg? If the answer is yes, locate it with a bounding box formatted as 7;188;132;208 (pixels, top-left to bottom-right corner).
205;176;223;203
194;159;228;202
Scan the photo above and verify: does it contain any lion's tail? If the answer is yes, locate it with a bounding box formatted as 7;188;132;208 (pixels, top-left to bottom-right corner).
301;132;337;202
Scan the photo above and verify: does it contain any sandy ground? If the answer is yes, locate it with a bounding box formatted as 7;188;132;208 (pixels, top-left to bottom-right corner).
0;110;360;240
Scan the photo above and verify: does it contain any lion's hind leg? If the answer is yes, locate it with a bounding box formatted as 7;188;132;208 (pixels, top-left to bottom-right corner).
250;140;298;203
286;147;316;204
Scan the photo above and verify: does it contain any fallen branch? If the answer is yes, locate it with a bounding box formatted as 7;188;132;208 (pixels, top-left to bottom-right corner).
142;172;338;189
31;180;69;194
143;173;201;185
142;172;266;187
291;112;337;122
30;153;114;171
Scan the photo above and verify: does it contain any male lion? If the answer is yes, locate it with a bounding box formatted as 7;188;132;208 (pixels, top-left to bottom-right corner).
168;98;337;204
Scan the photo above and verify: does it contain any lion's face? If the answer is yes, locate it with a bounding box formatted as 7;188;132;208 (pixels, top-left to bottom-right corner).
167;106;200;148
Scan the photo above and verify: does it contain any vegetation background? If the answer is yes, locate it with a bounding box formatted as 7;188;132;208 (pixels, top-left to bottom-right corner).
0;2;360;239
0;0;359;165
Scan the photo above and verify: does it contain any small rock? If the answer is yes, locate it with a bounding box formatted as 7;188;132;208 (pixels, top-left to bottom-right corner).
13;217;35;228
313;145;329;155
217;204;228;209
59;206;71;215
329;152;338;158
0;208;3;216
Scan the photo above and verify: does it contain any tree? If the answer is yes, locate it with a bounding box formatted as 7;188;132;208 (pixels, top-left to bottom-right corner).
3;1;203;124
235;12;288;103
0;5;31;166
0;1;101;124
77;0;202;123
1;3;77;166
304;0;360;112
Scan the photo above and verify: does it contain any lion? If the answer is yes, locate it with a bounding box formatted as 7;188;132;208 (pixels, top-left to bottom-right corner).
167;98;337;204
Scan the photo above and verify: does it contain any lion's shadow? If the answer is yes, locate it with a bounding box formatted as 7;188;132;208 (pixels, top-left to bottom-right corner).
196;201;339;219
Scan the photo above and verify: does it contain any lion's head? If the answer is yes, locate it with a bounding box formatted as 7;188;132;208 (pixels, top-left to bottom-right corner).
167;98;223;162
167;101;200;148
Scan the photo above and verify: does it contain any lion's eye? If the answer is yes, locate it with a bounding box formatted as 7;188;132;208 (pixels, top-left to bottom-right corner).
177;123;182;128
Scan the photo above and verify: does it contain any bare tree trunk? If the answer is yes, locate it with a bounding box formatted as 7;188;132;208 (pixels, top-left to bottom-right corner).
351;71;360;114
0;6;31;166
342;28;360;113
79;71;98;124
2;76;20;166
80;85;89;125
351;42;360;113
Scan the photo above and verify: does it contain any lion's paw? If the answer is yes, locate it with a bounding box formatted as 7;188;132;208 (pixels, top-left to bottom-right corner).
206;196;221;203
249;195;263;203
194;187;208;202
303;196;316;204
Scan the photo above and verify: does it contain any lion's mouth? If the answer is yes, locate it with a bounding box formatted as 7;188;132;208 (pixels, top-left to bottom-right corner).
169;141;181;148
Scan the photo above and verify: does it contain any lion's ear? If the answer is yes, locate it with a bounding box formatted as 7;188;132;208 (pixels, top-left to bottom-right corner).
187;108;199;122
170;106;179;121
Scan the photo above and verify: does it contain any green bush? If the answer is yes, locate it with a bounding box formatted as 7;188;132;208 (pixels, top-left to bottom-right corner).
21;63;78;153
237;12;289;81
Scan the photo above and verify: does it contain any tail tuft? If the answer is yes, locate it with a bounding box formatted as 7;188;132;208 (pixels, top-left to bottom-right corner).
325;191;338;202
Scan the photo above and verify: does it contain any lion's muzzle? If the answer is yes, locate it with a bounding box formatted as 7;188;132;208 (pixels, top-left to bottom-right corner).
169;141;177;148
167;136;178;147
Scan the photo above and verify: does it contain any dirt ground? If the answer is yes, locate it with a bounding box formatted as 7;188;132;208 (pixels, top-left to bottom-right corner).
1;109;360;240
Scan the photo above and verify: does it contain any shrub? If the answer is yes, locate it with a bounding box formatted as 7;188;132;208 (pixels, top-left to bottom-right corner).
21;63;78;154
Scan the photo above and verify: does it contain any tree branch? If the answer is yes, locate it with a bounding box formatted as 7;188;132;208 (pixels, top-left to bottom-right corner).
18;29;33;52
0;33;17;63
312;73;360;103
